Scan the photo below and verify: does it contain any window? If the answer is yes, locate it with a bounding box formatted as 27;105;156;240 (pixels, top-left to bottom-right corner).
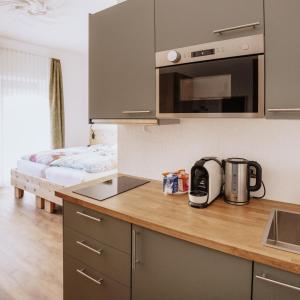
0;48;50;186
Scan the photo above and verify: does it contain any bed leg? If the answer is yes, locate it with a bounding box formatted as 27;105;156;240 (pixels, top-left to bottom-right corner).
36;196;45;209
14;187;24;199
45;200;55;214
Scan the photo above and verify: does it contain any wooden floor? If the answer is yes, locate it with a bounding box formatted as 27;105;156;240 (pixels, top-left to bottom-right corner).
0;187;63;300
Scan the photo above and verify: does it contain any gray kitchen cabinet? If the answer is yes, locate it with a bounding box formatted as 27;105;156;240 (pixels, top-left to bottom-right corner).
131;225;252;300
64;254;130;300
265;0;300;119
63;202;131;300
89;0;156;120
64;201;131;253
253;263;300;300
155;0;264;51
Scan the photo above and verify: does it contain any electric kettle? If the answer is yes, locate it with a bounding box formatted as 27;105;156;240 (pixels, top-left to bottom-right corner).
223;158;262;205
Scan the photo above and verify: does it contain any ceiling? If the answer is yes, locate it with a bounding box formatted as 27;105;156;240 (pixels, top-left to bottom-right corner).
0;0;119;53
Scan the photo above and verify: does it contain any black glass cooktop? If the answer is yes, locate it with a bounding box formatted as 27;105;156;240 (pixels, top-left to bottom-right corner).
73;176;150;202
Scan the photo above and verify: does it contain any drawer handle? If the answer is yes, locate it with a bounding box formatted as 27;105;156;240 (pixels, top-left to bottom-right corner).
122;110;151;114
256;274;300;292
268;108;300;112
76;211;102;222
76;240;103;256
213;22;260;34
76;268;103;286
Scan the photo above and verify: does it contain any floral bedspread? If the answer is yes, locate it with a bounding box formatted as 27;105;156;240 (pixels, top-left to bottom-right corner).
22;145;117;173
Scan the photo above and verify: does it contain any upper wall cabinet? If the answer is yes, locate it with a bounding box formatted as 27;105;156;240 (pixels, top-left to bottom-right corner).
89;0;156;121
265;0;300;119
155;0;264;51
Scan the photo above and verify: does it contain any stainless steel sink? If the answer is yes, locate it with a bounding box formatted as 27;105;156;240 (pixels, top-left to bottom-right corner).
263;209;300;254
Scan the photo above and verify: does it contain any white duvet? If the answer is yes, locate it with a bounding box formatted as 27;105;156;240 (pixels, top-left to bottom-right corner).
22;144;117;174
50;151;117;173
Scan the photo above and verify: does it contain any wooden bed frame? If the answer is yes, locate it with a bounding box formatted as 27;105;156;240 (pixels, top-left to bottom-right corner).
11;169;63;213
10;130;117;214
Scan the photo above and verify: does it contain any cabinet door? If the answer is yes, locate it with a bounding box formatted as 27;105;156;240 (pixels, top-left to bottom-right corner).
132;226;252;300
89;0;156;120
265;0;300;119
253;263;300;300
155;0;264;51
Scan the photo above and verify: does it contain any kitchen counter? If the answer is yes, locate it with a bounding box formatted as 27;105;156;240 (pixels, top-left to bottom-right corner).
56;174;300;275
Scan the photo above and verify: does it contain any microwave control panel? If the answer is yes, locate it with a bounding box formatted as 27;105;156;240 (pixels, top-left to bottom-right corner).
156;34;264;68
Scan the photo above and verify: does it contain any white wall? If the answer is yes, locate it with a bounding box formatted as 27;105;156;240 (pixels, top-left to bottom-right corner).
90;125;118;146
0;36;89;147
118;119;300;204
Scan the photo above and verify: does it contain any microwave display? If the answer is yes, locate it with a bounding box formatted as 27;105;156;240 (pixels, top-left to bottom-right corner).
158;55;263;117
191;49;215;58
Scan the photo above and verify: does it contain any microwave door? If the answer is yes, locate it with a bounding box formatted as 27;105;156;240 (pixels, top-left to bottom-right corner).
157;54;263;117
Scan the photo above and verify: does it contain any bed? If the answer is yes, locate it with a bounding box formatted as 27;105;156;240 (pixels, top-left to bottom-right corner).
11;144;117;213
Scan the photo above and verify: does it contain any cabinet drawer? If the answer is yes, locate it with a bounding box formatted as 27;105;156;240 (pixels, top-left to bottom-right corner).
64;254;130;300
64;226;130;287
253;263;300;300
63;201;131;253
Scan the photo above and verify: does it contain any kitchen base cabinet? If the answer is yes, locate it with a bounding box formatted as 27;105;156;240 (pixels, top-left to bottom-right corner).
132;225;252;300
63;202;131;300
64;226;131;287
253;263;300;300
64;201;131;254
64;254;130;300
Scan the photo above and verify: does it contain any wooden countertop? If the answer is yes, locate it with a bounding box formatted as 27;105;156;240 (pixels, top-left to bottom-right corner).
56;174;300;275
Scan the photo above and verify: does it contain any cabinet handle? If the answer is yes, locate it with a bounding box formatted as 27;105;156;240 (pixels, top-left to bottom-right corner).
132;229;139;271
76;240;103;255
76;268;103;286
256;274;300;292
213;22;260;34
122;110;151;114
76;211;102;222
268;108;300;112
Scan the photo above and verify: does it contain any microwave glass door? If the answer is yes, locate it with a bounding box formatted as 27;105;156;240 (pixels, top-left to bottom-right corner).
158;55;262;116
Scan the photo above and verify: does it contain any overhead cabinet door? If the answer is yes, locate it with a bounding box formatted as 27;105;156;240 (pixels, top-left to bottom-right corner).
155;0;264;51
265;0;300;119
89;0;156;120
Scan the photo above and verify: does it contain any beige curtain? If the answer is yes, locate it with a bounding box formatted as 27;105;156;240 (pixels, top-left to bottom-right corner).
49;58;65;149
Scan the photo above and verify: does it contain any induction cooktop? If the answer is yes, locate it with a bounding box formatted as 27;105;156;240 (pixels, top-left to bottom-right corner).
73;175;150;202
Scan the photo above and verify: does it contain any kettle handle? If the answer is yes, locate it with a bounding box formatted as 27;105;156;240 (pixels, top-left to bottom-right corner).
248;161;262;192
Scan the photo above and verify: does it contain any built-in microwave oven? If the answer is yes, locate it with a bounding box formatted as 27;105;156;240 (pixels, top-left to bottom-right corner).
156;34;264;118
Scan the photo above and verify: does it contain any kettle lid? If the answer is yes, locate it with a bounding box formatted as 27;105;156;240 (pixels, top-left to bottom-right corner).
226;158;248;164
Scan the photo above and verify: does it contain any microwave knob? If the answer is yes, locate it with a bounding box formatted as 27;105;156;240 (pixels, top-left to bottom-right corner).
167;50;181;63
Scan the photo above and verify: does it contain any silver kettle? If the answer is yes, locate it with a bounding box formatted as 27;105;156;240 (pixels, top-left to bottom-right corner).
223;158;262;205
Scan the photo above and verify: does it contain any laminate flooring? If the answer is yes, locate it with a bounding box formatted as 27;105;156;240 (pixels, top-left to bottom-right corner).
0;188;63;300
